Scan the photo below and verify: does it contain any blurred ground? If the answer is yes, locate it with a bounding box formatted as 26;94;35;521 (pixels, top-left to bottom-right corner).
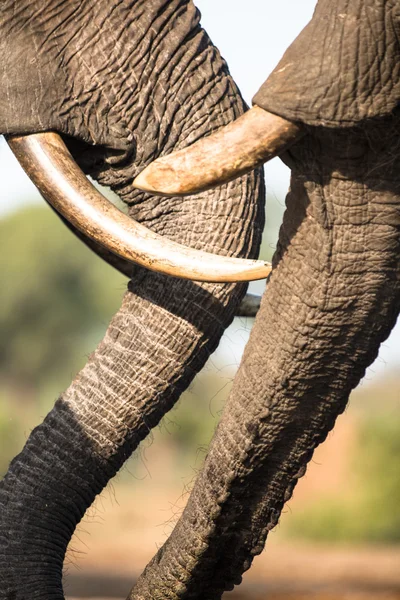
66;537;400;598
63;392;400;600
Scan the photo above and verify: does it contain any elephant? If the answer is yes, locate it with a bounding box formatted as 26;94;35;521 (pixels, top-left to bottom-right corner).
0;0;399;599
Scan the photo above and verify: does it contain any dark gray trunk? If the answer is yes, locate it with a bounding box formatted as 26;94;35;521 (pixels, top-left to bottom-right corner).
0;172;264;600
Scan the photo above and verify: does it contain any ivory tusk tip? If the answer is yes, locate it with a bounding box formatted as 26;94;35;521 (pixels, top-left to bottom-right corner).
7;131;274;283
134;161;186;197
133;167;159;194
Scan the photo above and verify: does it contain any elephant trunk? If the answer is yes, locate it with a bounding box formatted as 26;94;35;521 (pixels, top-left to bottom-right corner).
0;2;265;597
0;279;240;597
0;200;262;599
130;122;400;599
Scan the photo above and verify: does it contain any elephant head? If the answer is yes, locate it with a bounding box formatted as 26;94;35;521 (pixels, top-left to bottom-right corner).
1;1;400;600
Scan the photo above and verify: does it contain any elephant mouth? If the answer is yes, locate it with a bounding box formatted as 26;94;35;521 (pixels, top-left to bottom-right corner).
6;107;301;284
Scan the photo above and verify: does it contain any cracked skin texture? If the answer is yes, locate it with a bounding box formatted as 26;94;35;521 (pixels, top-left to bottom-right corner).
0;0;400;599
128;1;400;598
254;0;400;127
130;120;400;600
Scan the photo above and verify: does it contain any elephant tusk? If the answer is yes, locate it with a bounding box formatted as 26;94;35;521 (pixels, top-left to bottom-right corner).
133;106;303;196
39;204;263;317
7;132;272;282
45;201;136;279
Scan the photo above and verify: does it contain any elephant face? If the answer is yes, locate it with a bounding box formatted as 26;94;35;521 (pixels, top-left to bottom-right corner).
1;2;399;600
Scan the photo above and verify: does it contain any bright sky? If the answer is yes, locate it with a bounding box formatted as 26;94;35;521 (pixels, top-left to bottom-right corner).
0;0;398;376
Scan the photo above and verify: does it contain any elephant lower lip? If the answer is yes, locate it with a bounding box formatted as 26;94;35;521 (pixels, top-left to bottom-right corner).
7;131;271;283
133;106;303;196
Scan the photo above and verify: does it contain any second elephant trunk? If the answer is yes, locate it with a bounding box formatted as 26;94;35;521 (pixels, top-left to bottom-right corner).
130;123;400;599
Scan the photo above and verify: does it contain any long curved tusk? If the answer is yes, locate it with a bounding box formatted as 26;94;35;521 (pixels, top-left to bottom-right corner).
133;106;303;196
42;202;265;319
46;201;135;279
45;203;264;319
7;132;271;282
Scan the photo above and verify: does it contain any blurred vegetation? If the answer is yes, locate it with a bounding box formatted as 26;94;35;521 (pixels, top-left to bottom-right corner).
282;382;400;545
0;200;399;546
0;205;125;474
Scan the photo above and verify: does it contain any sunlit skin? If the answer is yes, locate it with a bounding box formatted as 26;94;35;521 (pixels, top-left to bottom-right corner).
1;1;399;599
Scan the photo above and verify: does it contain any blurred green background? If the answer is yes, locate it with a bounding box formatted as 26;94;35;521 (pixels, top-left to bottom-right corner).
0;175;399;547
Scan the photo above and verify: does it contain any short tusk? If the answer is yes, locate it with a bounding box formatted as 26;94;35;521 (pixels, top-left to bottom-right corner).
133;106;303;196
7;132;272;283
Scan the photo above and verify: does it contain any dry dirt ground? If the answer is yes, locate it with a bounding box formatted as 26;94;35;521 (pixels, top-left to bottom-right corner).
65;542;400;599
66;546;400;599
64;412;400;600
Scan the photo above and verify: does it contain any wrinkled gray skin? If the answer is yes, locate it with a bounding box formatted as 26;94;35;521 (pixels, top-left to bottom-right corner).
0;0;399;599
